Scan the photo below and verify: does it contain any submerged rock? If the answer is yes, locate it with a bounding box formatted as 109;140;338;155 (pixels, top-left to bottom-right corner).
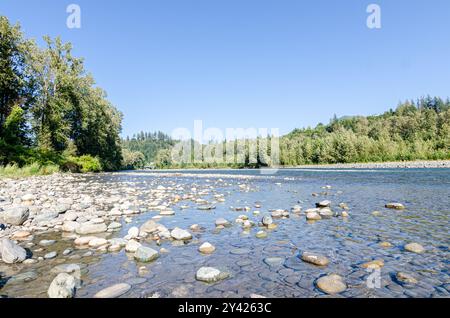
195;267;229;283
256;231;267;239
94;283;131;298
396;272;418;284
215;218;230;227
44;251;57;259
48;273;76;298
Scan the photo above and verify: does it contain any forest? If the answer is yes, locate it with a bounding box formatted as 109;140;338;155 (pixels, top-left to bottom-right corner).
132;97;450;169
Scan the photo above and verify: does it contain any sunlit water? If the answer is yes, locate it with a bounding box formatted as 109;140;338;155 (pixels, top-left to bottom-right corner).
1;168;449;298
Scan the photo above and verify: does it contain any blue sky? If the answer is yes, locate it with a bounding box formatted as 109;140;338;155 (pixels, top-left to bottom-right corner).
1;0;450;138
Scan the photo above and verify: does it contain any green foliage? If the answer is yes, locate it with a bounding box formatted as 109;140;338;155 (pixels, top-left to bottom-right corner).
0;163;60;178
122;131;176;165
280;97;450;165
152;97;450;168
0;15;123;171
121;148;145;170
64;155;102;173
154;148;173;169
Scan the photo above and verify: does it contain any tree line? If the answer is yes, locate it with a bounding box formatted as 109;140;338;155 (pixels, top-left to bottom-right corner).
143;96;450;168
280;96;450;165
0;16;126;172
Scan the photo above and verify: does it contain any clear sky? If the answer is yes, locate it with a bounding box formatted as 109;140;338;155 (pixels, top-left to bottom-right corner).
1;0;450;138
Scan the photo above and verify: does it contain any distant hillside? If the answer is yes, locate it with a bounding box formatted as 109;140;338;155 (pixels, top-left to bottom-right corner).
281;96;450;165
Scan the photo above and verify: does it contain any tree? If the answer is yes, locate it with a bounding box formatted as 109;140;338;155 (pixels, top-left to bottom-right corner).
0;16;35;138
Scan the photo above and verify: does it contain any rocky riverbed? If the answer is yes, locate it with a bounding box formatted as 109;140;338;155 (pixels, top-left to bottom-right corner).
0;169;449;298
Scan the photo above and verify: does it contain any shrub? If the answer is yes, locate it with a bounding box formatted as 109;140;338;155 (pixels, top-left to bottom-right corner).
65;155;103;173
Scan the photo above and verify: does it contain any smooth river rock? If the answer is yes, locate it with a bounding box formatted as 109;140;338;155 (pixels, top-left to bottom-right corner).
140;220;159;234
1;238;27;264
301;252;330;266
94;283;131;298
385;203;405;210
316;274;347;294
195;267;229;283
76;222;107;235
170;227;192;240
47;273;76;298
2;206;29;225
198;242;216;254
134;246;159;262
396;272;418;284
404;243;425;254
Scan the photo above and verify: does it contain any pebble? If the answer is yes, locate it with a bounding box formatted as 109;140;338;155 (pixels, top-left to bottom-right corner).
107;222;122;230
94;283;131;298
1;238;27;264
125;239;141;253
198;242;216;254
361;259;384;269
44;251;58;259
170;227;192;240
256;231;268;239
76;222;107;235
316;200;331;208
127;226;140;238
262;215;273;226
396;272;418;284
404;243;425;254
195;267;229;283
134;246;159;262
74;236;96;246
48;273;76;298
316;274;347;294
88;238;108;248
301;252;330;266
11;231;31;240
215;218;230;227
385;203;405;210
306;211;321;221
39;239;56;247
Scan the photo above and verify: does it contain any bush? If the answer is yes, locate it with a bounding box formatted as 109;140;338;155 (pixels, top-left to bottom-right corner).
65;155;103;173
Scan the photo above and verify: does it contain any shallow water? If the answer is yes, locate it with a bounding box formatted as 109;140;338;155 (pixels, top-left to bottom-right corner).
1;168;449;298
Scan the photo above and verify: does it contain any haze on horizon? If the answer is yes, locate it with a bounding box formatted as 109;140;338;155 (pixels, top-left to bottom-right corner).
1;0;450;138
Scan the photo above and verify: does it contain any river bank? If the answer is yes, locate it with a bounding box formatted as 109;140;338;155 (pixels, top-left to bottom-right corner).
0;170;449;298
